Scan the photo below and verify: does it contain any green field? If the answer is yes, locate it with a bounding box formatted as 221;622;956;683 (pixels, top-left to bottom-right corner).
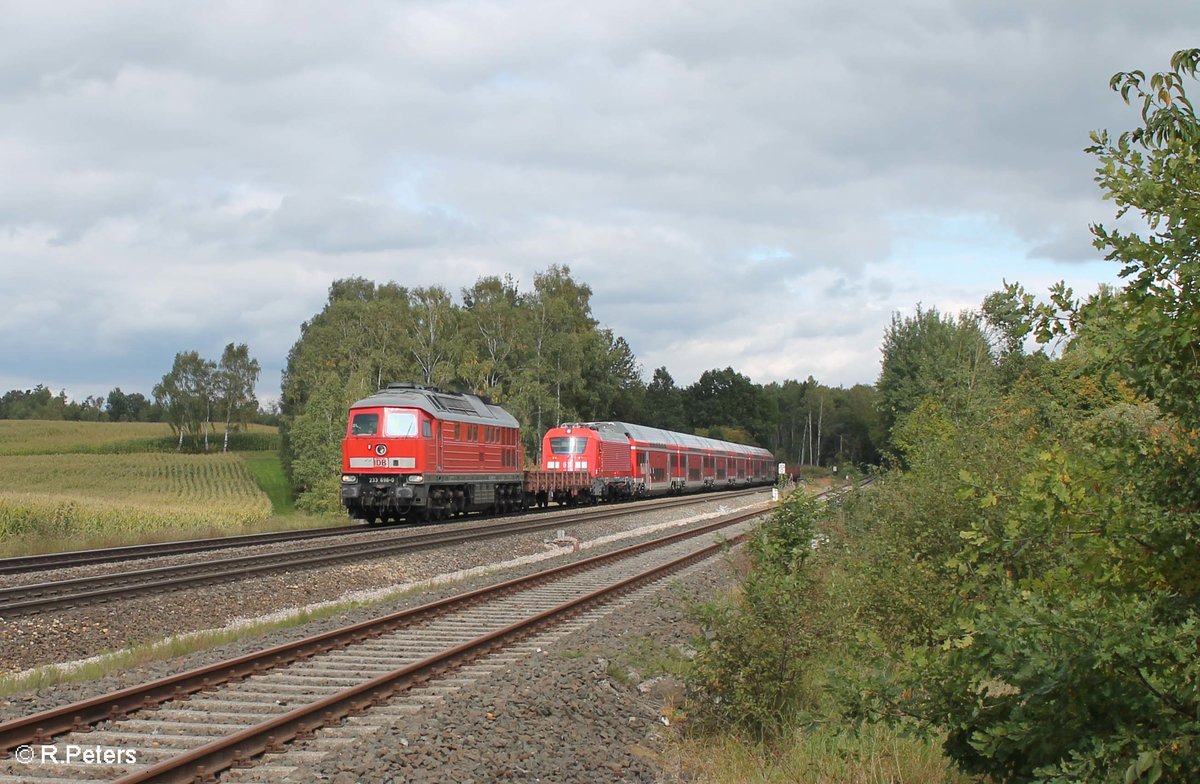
0;453;273;536
0;420;280;455
0;420;319;557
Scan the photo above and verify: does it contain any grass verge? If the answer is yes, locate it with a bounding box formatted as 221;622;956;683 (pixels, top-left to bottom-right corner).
242;451;296;515
667;724;972;784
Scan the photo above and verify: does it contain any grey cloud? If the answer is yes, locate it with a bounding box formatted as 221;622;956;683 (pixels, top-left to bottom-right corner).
0;0;1194;399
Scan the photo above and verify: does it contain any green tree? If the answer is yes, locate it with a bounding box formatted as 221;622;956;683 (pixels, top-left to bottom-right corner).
862;51;1200;783
215;343;261;452
409;285;461;387
461;274;526;398
688;492;825;739
685;367;773;445
507;264;599;455
280;278;420;495
877;306;996;454
286;372;350;513
105;387;131;422
642;366;686;431
578;329;644;422
1083;50;1200;426
153;351;215;452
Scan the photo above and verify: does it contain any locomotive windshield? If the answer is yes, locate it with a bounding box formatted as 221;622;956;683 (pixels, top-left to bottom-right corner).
384;411;418;437
549;436;589;454
350;413;379;436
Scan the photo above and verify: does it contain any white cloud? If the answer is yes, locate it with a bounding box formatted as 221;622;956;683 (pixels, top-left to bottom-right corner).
0;0;1193;402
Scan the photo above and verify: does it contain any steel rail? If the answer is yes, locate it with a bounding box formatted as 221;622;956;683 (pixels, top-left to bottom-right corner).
123;525;750;783
0;506;763;762
0;489;767;618
0;524;367;576
0;485;770;576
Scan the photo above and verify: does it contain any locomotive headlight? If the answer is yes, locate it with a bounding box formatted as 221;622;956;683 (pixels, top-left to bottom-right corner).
341;474;357;483
375;444;387;456
407;475;424;484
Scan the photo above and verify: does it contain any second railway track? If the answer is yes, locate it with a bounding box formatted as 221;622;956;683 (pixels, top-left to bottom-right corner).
0;489;767;619
0;504;765;783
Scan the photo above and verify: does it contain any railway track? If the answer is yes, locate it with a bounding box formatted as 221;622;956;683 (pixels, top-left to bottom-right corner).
0;489;767;619
0;486;771;577
0;504;764;783
0;525;368;577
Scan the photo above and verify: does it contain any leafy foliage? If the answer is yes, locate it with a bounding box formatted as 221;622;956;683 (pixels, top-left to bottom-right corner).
0;385;117;422
848;50;1200;783
151;345;262;453
876;305;998;455
687;493;824;739
687;50;1200;784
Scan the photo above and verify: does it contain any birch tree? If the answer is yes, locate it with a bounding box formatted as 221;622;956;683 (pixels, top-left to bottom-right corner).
409;286;460;387
153;351;214;452
461;274;525;398
215;342;261;452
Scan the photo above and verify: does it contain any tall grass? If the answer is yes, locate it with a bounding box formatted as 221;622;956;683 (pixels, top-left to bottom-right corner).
243;451;296;515
668;725;971;784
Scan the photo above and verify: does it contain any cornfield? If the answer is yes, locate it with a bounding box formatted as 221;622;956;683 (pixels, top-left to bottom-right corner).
0;453;273;539
0;420;279;455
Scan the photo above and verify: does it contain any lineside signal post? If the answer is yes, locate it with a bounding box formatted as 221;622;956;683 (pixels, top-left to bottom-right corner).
772;462;786;502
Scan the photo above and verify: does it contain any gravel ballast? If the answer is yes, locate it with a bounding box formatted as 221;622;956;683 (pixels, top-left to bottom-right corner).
0;494;766;714
289;542;745;783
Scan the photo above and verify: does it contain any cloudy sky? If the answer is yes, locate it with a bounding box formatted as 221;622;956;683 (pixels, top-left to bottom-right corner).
1;1;1196;404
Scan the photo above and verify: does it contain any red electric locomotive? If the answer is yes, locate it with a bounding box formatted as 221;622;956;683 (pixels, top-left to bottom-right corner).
340;383;525;523
540;421;775;502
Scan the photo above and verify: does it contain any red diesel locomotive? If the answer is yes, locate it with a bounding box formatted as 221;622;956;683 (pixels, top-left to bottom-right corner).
540;421;776;502
340;383;528;523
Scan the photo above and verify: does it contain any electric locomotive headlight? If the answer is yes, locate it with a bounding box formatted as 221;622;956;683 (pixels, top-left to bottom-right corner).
341;474;358;483
407;475;424;484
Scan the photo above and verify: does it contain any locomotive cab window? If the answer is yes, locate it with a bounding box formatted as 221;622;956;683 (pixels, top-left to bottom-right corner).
550;437;588;454
384;411;418;437
350;413;379;436
421;419;432;438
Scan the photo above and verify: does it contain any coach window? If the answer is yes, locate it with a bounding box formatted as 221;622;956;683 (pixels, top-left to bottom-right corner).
350;413;379;436
384;411;418;437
